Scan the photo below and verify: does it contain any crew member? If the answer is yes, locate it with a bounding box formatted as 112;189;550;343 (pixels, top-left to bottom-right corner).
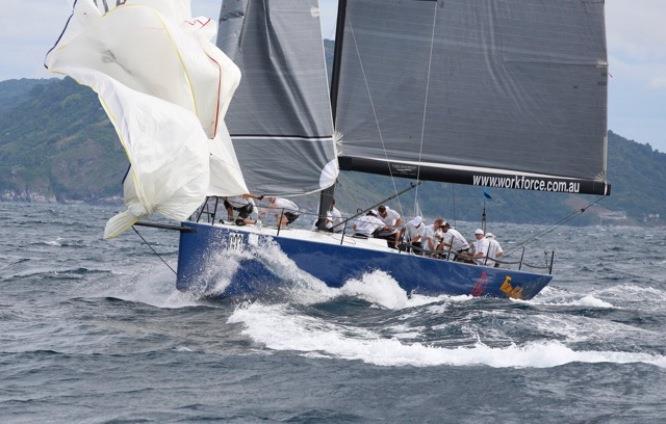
471;228;490;265
352;210;386;238
405;216;425;254
440;221;470;261
485;232;504;267
326;199;344;233
265;196;301;228
224;194;262;226
376;205;403;248
423;218;445;257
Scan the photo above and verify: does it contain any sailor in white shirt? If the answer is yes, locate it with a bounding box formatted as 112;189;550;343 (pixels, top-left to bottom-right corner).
265;196;300;228
326;200;344;232
352;211;386;238
440;221;470;260
405;216;425;253
422;218;445;256
471;228;491;265
376;205;404;248
485;232;504;267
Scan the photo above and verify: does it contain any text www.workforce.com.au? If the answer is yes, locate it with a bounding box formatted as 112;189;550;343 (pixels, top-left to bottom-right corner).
472;175;580;193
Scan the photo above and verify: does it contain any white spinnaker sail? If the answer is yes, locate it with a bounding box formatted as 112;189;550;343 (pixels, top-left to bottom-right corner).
45;0;248;238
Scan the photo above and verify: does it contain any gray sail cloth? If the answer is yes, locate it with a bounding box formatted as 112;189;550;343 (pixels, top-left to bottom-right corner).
334;0;608;183
217;0;338;196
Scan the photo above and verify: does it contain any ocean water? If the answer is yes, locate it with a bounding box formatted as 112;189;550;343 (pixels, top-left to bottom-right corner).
1;202;665;423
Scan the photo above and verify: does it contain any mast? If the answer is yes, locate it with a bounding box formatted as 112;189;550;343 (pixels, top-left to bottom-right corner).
316;0;348;230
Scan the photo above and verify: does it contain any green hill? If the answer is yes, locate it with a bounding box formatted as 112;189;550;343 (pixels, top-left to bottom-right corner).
0;78;50;114
0;77;664;225
0;78;127;202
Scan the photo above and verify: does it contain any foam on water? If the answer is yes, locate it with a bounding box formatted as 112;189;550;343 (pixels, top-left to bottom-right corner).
252;242;338;304
337;270;456;310
44;237;63;247
517;294;614;309
576;295;614;308
229;303;666;369
96;263;201;309
529;312;656;343
387;323;426;340
252;242;465;309
598;284;666;302
201;248;255;296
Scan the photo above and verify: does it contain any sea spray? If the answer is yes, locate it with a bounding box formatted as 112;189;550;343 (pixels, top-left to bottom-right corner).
228;303;666;369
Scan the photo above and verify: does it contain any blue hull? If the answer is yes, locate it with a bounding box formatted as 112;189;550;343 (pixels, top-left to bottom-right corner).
176;222;552;300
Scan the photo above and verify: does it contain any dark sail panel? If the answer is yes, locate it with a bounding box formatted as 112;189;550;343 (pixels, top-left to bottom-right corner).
334;0;609;195
218;0;338;195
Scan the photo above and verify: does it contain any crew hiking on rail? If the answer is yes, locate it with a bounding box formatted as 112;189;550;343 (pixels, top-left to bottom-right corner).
223;197;504;267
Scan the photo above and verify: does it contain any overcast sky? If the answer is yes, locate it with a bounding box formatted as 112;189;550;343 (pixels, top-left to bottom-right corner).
0;0;664;151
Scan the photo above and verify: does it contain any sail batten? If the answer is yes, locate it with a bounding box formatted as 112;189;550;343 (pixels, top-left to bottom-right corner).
332;0;609;195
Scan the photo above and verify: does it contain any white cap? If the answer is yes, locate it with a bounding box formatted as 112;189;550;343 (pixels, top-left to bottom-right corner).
485;232;494;238
409;216;423;227
474;228;484;235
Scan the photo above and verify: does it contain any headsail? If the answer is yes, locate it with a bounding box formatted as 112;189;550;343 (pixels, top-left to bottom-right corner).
332;0;610;195
45;0;248;238
218;0;338;196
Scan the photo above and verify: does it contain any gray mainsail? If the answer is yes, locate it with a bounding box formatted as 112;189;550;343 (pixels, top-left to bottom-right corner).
332;0;610;195
217;0;338;195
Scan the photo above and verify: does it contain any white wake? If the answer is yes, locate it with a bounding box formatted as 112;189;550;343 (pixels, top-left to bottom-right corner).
228;302;666;369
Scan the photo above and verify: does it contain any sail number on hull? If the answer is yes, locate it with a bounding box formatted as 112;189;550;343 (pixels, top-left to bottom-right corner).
228;233;244;252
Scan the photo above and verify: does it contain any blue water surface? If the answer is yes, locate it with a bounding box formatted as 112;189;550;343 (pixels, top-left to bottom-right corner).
1;202;665;423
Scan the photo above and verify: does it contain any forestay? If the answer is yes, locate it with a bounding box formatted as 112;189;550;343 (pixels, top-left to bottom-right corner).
45;0;248;238
333;0;610;195
218;0;338;196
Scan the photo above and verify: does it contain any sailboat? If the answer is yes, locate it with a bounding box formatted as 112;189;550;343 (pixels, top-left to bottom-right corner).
46;0;610;301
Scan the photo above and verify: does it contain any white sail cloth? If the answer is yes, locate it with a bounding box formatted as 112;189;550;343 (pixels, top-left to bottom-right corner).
45;0;248;238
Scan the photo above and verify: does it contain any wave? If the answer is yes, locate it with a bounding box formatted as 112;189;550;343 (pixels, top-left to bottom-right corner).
199;249;255;296
528;313;657;344
29;238;89;248
1;267;115;282
517;293;614;309
90;264;201;309
228;303;666;369
596;284;666;301
244;242;470;310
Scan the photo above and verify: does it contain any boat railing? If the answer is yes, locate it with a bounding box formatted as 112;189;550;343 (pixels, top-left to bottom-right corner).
401;242;555;274
195;196;220;223
490;248;555;274
193;198;556;274
276;208;286;236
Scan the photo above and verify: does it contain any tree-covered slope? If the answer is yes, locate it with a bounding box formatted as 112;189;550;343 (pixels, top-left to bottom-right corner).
0;78;127;202
605;130;666;220
0;78;50;114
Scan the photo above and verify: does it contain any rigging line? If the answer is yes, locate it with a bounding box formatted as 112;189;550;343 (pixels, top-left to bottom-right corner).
504;196;606;255
348;19;404;216
414;2;439;213
451;184;457;227
132;226;177;275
